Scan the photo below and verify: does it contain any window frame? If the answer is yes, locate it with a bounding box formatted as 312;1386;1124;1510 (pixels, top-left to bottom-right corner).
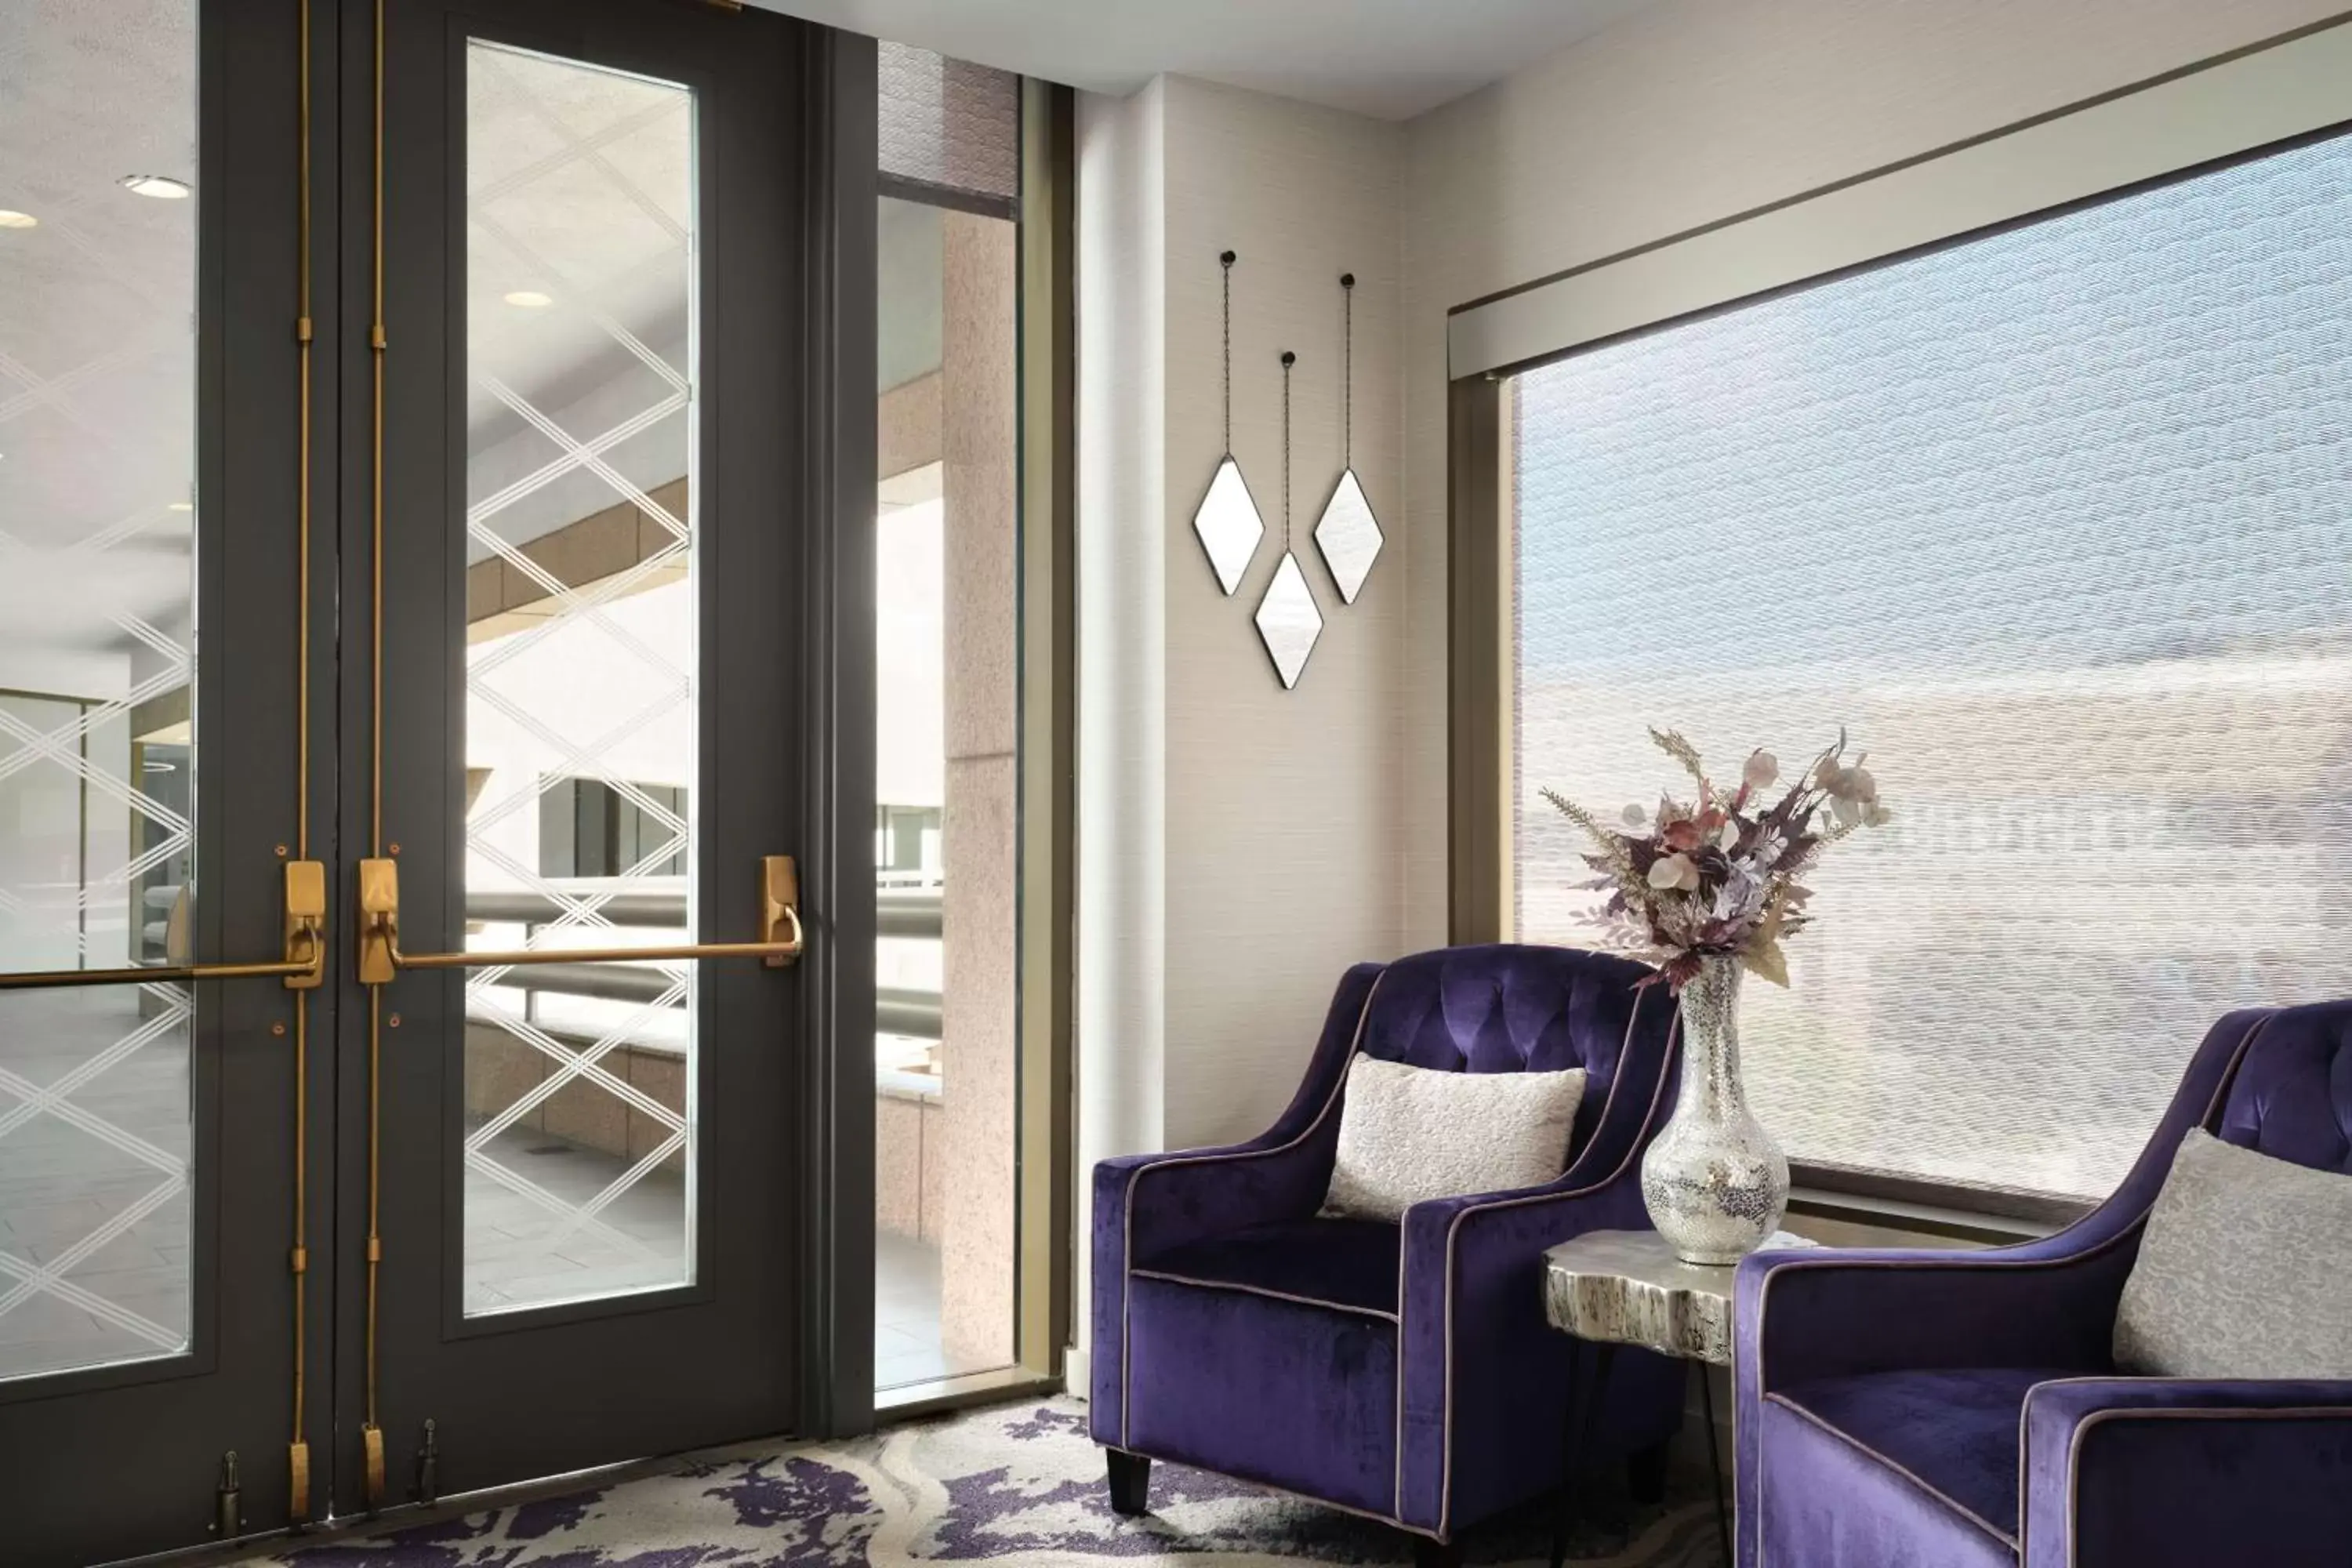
1446;18;2352;1223
862;72;1076;1419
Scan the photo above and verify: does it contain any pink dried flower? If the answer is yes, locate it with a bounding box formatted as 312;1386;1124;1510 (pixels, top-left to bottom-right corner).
1544;727;1891;990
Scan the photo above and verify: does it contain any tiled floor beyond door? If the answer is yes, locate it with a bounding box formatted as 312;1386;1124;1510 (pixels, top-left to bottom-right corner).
877;1227;999;1391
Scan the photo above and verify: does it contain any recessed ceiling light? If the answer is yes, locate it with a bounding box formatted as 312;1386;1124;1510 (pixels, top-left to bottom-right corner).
167;502;194;513
503;290;554;309
119;175;192;200
0;211;37;230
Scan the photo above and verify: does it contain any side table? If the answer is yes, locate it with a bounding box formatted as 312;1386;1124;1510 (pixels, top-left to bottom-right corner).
1541;1229;1816;1567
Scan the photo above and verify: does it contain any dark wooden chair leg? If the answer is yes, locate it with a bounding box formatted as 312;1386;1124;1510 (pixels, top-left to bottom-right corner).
1105;1449;1150;1517
1412;1536;1464;1568
1628;1437;1671;1504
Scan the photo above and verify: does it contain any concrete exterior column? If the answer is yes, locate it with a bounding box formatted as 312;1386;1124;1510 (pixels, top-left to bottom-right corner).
938;208;1020;1367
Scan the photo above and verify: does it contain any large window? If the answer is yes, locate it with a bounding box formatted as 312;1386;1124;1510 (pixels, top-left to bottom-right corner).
1512;127;2352;1205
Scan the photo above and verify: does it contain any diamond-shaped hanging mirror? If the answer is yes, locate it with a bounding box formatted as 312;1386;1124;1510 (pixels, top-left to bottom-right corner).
1314;270;1383;606
1192;456;1264;596
1254;551;1323;689
1314;468;1382;604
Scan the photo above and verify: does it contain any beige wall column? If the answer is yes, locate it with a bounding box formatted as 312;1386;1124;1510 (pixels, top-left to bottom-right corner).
938;208;1020;1367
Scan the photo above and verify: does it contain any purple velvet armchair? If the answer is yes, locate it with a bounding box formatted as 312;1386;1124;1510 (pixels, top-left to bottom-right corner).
1735;998;2352;1568
1091;945;1686;1564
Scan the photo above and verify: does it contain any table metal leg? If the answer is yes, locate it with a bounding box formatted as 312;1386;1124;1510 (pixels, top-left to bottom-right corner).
1700;1363;1731;1567
1548;1344;1581;1568
1549;1341;1616;1568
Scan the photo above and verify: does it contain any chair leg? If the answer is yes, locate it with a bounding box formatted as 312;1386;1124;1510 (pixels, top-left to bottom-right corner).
1105;1449;1150;1517
1411;1537;1464;1568
1628;1437;1671;1504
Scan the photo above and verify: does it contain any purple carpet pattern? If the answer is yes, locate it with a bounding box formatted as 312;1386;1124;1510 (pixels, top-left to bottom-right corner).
241;1400;1719;1566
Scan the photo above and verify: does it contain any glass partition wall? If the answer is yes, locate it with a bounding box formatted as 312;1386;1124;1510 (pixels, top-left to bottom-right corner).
873;42;1023;1396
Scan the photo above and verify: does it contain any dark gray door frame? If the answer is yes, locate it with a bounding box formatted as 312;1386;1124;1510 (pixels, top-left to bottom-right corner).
797;25;879;1443
326;0;878;1519
0;0;336;1560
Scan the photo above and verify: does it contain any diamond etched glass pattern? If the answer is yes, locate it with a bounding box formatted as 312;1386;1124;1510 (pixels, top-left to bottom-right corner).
460;43;698;1316
0;4;199;1383
1254;552;1323;689
1313;466;1382;604
1192;456;1263;596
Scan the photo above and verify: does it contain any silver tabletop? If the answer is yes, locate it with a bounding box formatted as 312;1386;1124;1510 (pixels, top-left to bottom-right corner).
1543;1228;1817;1367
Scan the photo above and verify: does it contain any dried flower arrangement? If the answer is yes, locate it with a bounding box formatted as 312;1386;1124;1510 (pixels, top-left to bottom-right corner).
1544;728;1891;990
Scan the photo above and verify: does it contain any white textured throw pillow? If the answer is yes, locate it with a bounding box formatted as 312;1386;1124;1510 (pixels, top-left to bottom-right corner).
2114;1127;2352;1379
1320;1054;1586;1223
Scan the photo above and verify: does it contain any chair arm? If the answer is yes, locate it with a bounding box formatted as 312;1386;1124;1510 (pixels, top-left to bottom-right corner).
1392;1029;1682;1534
1387;1177;1656;1530
1736;1239;2131;1395
1097;960;1384;1265
1396;1037;1679;1366
1730;1239;2127;1561
1730;1005;2285;1560
2020;1377;2352;1568
1734;1007;2288;1393
1089;961;1384;1434
1398;1176;1657;1377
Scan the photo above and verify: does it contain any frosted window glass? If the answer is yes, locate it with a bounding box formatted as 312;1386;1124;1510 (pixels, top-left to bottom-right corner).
1512;129;2352;1204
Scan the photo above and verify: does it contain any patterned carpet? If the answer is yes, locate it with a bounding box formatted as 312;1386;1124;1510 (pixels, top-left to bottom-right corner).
237;1400;1721;1566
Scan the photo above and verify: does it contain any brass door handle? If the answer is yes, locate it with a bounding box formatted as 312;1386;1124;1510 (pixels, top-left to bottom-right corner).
355;854;802;985
0;861;328;992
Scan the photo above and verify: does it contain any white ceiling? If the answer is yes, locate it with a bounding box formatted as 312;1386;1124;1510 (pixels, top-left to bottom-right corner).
747;0;1654;121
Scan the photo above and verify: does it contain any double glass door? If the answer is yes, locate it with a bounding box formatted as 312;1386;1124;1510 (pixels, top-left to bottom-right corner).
0;2;850;1560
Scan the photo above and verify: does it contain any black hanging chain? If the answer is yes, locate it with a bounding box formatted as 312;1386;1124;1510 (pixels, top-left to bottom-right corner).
1220;250;1236;456
1341;272;1356;468
1280;350;1295;548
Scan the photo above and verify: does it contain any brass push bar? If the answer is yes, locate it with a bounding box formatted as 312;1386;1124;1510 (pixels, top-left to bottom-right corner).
355;854;803;985
0;861;328;992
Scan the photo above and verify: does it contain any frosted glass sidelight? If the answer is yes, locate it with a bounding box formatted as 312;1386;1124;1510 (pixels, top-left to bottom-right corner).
1513;128;2352;1205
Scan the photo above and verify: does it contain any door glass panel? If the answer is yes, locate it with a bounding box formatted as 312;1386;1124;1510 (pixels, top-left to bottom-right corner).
460;42;697;1316
0;3;199;1381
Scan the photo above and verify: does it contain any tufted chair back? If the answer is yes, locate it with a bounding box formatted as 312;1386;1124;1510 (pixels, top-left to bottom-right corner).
1352;943;1674;1164
2212;996;2352;1174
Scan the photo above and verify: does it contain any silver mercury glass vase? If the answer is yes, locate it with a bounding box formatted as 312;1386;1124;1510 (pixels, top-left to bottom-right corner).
1640;953;1790;1265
